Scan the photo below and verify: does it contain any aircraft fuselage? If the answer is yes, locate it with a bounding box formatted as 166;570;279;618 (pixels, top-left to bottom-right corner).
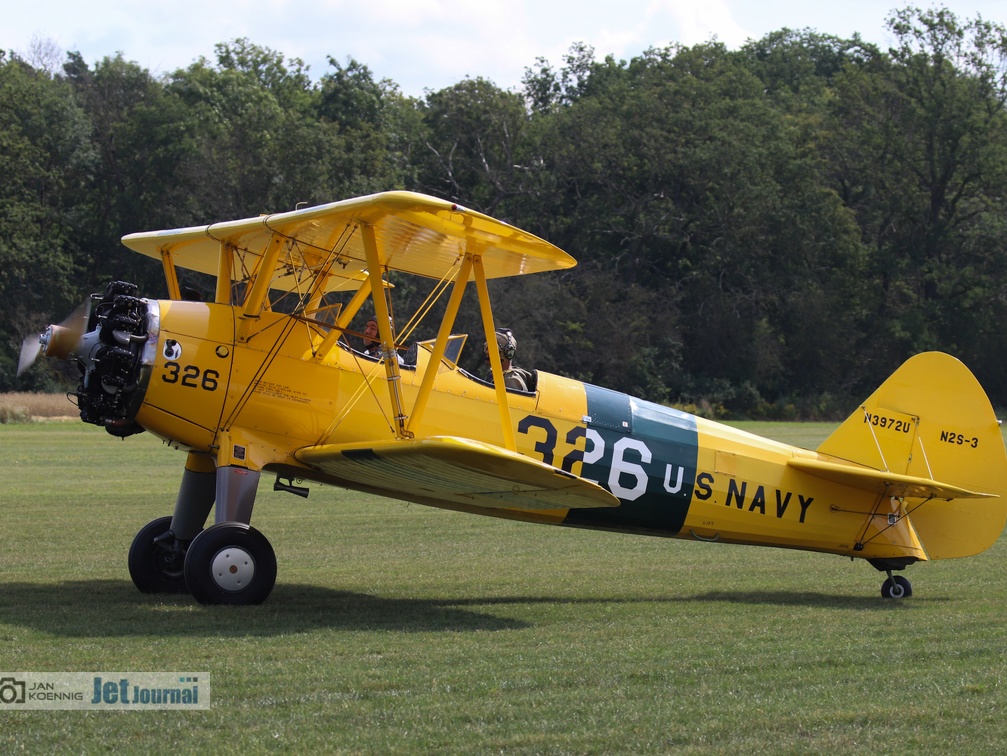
120;299;918;566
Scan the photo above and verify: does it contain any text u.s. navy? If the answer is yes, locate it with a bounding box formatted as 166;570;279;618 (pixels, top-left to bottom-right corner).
695;473;815;523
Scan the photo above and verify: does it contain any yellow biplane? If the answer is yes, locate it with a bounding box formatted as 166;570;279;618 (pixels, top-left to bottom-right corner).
21;191;1007;603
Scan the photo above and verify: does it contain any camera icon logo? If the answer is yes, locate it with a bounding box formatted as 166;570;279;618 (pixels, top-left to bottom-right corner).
0;677;26;704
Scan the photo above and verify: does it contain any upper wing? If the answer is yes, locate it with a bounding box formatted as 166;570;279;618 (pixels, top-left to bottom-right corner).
121;191;576;295
294;435;619;511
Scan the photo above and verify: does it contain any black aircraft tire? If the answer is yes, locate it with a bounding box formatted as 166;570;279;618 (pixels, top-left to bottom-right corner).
184;522;276;605
128;516;190;594
881;574;913;599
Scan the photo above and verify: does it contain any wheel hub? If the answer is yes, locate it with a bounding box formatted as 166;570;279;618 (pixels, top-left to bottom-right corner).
153;536;185;579
210;548;255;592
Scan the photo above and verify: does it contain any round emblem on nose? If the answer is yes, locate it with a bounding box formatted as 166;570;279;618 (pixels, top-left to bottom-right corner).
163;339;182;360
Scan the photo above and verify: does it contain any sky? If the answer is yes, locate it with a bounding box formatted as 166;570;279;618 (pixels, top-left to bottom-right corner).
3;1;1005;97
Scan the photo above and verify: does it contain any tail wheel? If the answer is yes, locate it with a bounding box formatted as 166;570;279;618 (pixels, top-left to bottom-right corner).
128;516;191;594
184;522;276;605
881;574;913;599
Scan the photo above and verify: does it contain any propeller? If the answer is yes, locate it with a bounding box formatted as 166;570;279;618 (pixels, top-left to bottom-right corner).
17;301;91;377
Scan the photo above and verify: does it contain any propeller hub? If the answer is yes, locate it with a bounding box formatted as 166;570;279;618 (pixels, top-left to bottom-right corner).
39;323;80;361
20;281;159;437
18;299;93;378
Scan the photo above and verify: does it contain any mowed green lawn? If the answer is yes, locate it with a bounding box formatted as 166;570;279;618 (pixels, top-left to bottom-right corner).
2;421;1007;752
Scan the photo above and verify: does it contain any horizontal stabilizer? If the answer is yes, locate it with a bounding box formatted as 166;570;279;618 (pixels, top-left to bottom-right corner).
295;436;620;511
788;457;998;501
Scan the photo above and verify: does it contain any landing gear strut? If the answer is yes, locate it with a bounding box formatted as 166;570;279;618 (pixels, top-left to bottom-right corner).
129;460;279;605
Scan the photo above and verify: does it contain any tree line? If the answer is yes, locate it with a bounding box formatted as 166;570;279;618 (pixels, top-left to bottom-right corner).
3;6;1007;417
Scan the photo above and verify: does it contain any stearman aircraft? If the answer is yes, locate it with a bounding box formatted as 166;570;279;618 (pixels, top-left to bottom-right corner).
19;191;1007;604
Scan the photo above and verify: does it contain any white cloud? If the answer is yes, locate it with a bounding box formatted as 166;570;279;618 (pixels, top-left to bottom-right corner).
646;0;753;48
1;0;1005;96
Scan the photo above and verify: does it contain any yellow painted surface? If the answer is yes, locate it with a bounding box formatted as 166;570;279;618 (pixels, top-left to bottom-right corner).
118;194;1007;570
819;352;1007;559
680;419;924;559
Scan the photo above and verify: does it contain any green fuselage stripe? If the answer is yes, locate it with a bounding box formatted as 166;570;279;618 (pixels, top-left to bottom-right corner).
563;384;699;535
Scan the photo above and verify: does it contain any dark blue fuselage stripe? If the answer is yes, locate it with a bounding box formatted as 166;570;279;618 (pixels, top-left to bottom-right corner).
563;384;699;535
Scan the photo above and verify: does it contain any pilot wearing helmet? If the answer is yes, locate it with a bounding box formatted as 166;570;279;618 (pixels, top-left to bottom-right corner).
485;328;535;392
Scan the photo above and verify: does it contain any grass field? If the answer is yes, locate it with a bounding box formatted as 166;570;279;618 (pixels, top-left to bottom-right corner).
3;421;1007;752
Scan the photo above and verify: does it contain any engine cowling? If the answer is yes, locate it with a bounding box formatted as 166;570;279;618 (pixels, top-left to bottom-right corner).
71;281;159;437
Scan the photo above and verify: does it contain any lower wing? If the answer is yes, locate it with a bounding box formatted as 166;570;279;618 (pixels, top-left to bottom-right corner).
295;436;620;511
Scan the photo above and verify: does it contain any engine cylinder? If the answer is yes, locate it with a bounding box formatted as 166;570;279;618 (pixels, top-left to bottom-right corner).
73;281;158;437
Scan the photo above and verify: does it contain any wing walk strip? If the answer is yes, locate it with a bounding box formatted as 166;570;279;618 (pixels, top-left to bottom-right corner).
295;436;619;511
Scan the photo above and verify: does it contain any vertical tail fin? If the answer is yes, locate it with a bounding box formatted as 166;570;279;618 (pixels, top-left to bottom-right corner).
817;352;1007;559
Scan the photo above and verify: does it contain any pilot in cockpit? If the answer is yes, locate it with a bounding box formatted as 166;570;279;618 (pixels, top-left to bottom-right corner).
361;316;404;365
485;328;535;391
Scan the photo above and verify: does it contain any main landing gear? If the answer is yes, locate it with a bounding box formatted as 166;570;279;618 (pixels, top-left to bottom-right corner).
128;459;279;605
128;516;189;594
182;523;276;605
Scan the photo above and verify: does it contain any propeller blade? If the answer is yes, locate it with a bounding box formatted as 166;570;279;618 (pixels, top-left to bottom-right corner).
15;300;92;377
55;301;91;344
17;334;43;376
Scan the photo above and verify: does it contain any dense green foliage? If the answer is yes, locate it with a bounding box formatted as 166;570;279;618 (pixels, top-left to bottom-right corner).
4;7;1007;417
